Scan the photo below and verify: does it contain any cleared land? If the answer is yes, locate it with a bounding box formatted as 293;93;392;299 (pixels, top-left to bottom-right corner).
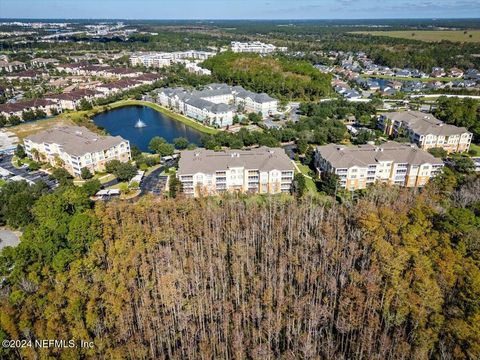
352;30;480;43
9;117;75;139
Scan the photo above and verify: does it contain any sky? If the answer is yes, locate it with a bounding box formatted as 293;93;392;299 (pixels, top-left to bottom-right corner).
1;0;480;20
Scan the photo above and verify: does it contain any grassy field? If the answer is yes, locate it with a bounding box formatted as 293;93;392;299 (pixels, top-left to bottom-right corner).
9;117;75;139
352;30;480;43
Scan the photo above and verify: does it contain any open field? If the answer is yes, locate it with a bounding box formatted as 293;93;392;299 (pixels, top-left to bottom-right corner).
9;117;75;139
352;30;480;43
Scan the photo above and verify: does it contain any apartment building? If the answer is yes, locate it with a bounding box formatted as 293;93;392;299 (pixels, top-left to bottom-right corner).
314;142;444;191
130;50;216;68
157;83;278;127
378;111;472;153
177;147;295;197
0;99;61;120
233;86;279;116
24;126;131;177
230;41;287;54
45;89;101;110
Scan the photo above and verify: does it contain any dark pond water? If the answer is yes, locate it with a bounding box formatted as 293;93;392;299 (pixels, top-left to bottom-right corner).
93;105;204;152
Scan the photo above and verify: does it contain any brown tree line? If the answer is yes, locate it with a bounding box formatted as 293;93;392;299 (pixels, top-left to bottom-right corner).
1;176;479;359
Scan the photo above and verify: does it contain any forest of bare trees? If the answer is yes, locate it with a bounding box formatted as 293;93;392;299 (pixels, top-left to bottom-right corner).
0;175;479;359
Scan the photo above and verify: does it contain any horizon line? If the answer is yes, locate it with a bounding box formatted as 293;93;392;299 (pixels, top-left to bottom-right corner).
1;17;480;21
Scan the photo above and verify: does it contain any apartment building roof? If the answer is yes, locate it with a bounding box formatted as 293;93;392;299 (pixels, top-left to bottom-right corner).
178;147;294;175
25;126;127;157
382;111;470;136
46;89;98;101
232;86;277;103
184;97;233;114
0;99;57;114
192;87;233;98
316;142;443;169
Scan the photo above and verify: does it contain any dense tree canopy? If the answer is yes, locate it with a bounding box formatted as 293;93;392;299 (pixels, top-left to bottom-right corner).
202;52;332;100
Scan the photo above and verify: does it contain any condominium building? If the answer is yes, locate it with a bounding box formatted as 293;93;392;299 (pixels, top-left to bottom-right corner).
24;126;131;177
157;83;278;127
177;147;295;197
314;142;444;191
130;50;216;68
378;111;472;153
230;41;287;54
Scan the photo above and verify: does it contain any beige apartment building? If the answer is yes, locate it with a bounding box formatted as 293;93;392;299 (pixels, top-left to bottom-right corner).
177;147;295;197
24;126;131;177
315;142;444;191
378;111;472;153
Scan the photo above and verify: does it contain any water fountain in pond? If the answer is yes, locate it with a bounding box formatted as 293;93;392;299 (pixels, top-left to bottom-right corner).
134;118;147;128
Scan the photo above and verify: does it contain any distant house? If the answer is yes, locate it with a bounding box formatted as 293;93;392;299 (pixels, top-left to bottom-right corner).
464;69;480;81
31;58;59;67
396;69;411;78
0;61;26;73
6;70;45;81
431;67;446;78
449;67;464;78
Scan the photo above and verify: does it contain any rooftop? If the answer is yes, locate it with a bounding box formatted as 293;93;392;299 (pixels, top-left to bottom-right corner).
382;111;470;136
178;147;294;175
316;141;444;169
25;126;128;157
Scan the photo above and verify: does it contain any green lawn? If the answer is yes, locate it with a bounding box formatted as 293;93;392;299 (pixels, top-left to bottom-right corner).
469;143;480;156
294;161;317;193
352;30;480;43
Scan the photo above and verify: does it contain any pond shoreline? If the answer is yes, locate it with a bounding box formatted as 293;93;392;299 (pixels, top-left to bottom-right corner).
92;104;206;152
99;100;219;135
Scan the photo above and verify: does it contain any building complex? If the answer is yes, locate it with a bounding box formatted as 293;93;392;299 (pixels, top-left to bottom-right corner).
157;83;278;127
24;126;131;177
230;41;287;54
378;111;472;153
314;142;444;191
177;147;295;197
129;50;216;68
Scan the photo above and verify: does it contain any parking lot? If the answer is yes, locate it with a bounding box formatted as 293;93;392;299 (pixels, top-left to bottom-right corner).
0;154;58;190
140;160;175;196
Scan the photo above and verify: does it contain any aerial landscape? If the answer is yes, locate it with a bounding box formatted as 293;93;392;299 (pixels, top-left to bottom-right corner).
0;0;479;359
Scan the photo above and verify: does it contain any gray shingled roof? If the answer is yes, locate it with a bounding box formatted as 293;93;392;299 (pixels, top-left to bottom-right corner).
316;141;444;169
382;111;470;136
26;126;128;157
177;147;294;175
